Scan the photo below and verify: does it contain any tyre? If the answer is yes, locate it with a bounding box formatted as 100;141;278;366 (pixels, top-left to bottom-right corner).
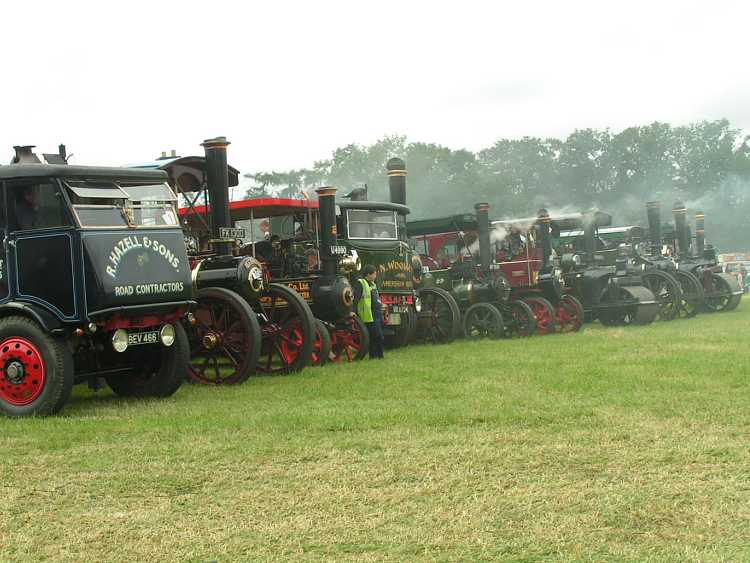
311;319;332;367
0;316;74;417
416;287;462;343
554;294;584;333
502;300;536;338
385;306;415;349
463;302;504;339
331;315;370;362
187;286;261;385
641;270;681;321
672;270;703;318
257;283;316;373
106;322;189;398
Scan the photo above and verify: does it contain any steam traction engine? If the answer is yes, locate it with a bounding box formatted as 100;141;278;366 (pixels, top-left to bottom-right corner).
666;202;741;313
410;203;536;339
555;211;658;325
336;158;461;347
146;137;317;382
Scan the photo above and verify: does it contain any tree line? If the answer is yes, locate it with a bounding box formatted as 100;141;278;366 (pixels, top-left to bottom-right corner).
244;119;750;251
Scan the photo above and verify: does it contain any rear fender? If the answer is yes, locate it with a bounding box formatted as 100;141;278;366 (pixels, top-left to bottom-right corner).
0;302;64;335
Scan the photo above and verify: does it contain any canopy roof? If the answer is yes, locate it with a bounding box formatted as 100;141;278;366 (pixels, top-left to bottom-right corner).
180;197;318;221
337;200;410;214
406;214;477;236
129;156;240;192
493;210;612;231
0;163;167;182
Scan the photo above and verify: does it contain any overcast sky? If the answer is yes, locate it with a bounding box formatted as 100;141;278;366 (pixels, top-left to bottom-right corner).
3;0;749;175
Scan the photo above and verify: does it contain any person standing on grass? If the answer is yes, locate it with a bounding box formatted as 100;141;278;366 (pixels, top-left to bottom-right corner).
354;264;385;359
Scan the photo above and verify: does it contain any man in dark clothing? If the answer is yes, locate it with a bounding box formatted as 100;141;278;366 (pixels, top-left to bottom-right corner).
354;264;384;359
14;186;37;231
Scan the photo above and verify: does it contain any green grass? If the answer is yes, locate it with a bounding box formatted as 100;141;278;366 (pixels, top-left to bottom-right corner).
2;308;750;562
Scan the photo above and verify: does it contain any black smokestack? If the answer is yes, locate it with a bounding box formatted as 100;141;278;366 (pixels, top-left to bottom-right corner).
316;186;338;278
672;201;689;258
646;201;662;256
201;136;232;256
58;144;67;161
583;213;596;265
537;208;552;270
387;157;406;205
695;211;705;255
474;202;491;276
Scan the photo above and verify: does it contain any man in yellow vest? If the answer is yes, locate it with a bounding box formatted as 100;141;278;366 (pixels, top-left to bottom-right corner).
355;264;384;359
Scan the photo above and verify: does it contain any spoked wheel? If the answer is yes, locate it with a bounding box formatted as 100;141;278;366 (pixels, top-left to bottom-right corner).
554;294;584;333
188;287;261;385
462;302;504;339
416;287;461;343
107;323;189;398
598;285;658;326
703;272;743;312
311;319;332;367
330;315;370;362
502;300;536;338
256;283;316;374
522;296;557;335
672;270;704;318
0;317;73;417
641;270;681;321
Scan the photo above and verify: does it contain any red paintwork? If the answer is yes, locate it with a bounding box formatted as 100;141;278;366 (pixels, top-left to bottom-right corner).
180;197;319;221
330;317;366;362
380;294;414;306
100;308;186;332
0;337;46;406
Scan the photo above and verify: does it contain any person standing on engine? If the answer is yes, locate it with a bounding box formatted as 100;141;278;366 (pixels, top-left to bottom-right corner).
354;264;385;359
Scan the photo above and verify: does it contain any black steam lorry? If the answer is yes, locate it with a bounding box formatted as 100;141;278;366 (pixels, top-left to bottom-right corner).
0;145;192;416
336;158;461;346
554;210;659;325
664;201;741;313
138;138;316;382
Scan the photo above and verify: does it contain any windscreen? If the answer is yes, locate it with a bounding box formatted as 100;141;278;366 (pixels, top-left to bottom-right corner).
346;209;398;240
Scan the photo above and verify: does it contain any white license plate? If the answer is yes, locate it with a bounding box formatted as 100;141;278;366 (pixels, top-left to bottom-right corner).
128;331;159;346
388;313;401;325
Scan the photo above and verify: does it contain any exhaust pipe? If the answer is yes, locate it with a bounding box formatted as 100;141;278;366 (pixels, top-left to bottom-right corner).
583;213;597;266
646;201;662;256
474;202;491;277
695;211;705;256
537;208;552;270
201;136;232;256
672;201;689;258
387;157;407;205
316;186;339;278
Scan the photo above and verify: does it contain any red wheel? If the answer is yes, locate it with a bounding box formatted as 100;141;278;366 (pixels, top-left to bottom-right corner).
0;338;46;406
522;296;557;335
330;316;369;362
310;319;332;367
0;316;73;417
554;294;584;333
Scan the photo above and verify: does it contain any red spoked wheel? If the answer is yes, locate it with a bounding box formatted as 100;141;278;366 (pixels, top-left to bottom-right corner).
310;319;332;367
330;315;370;362
0;338;46;406
188;287;261;385
554;294;584;333
522;296;557;335
257;283;315;374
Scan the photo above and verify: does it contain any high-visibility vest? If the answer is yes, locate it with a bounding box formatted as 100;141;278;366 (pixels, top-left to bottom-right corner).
357;278;374;323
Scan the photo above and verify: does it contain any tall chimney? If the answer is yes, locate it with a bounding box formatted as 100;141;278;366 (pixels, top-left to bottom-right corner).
58;144;67;162
316;186;338;278
201;136;232;256
583;213;597;265
387;157;407;205
11;145;42;164
672;201;689;258
646;201;662;256
537;208;552;270
474;202;491;276
695;211;705;256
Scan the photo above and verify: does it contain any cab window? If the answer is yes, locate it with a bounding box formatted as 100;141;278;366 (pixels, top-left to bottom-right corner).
7;182;70;232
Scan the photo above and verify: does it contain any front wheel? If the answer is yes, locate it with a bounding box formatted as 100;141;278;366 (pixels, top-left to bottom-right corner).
106;323;189;398
0;316;73;417
463;302;505;339
554;295;584;333
502;300;536;338
330;315;370;362
522;296;557;335
311;319;332;367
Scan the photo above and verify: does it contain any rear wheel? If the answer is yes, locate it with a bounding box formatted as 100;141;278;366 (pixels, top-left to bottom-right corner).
673;270;704;318
463;302;504;339
703;273;742;312
554;295;584;333
0;316;73;417
107;323;189;398
416;287;461;343
188;287;261;385
522;296;557;335
330;315;369;362
503;300;536;338
257;283;316;374
311;319;332;367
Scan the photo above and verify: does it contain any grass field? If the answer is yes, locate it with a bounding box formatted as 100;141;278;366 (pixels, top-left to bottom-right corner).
2;307;750;562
